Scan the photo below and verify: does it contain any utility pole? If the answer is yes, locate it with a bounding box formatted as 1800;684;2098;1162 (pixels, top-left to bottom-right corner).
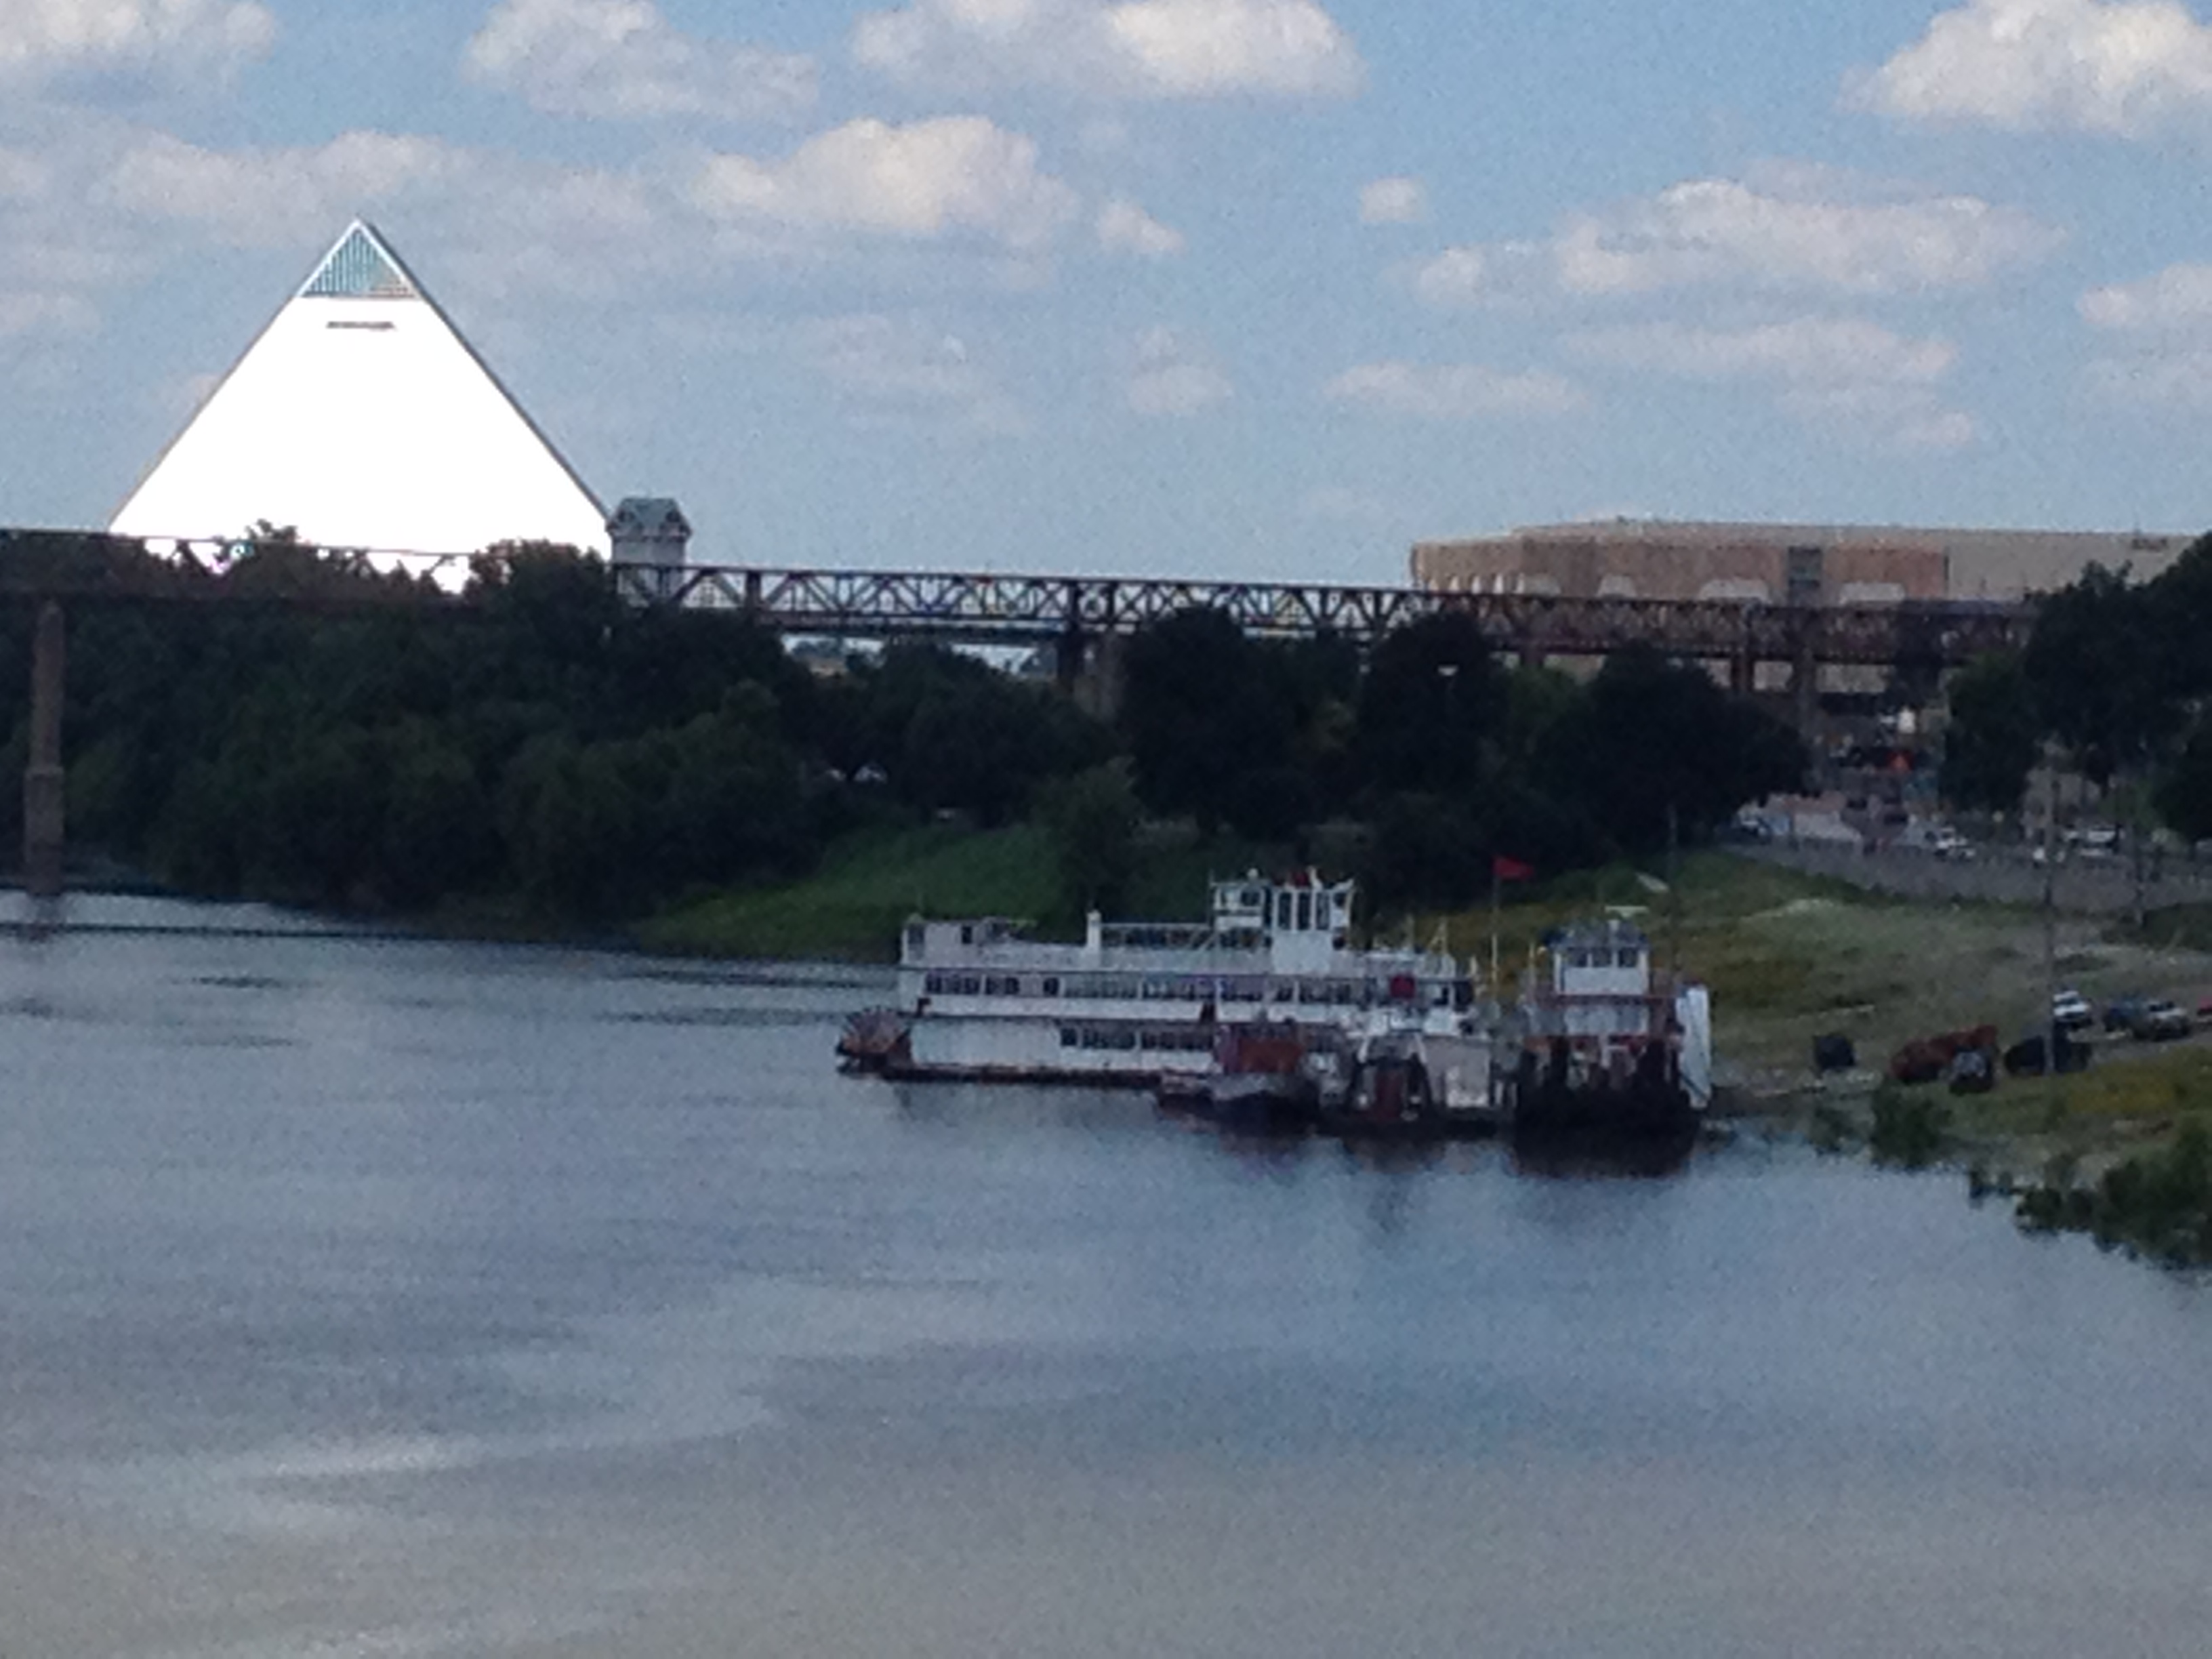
2042;758;2059;1074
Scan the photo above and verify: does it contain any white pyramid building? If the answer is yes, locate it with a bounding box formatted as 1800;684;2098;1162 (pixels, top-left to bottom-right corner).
112;222;609;556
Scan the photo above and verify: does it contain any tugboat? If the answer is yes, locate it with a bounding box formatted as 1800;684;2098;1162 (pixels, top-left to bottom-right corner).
1509;916;1710;1141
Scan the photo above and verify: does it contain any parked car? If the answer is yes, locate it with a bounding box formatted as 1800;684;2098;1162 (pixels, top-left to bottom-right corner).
1926;826;1974;860
2104;994;2148;1033
2133;999;2192;1041
2068;824;2122;860
2005;1031;2091;1077
2051;989;2093;1031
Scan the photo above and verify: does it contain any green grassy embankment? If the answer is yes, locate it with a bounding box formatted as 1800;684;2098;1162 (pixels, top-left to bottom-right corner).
638;823;1061;962
636;821;1284;961
1408;852;2212;1197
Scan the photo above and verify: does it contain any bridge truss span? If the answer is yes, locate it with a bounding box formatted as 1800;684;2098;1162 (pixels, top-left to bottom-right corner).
0;527;2032;671
630;560;2031;670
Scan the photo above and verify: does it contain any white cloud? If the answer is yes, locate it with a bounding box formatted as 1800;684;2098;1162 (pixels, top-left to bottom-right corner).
0;290;98;339
2080;262;2212;405
1323;361;1586;420
1406;168;2053;314
464;0;815;122
693;117;1079;251
1359;176;1426;224
1126;325;1231;414
2081;261;2212;330
795;313;1026;433
1096;196;1184;256
1849;0;2212;136
1570;316;1954;386
0;148;50;199
0;0;274;85
1553;167;2058;297
1568;317;1974;450
100;130;469;246
851;0;1364;100
1410;245;1488;307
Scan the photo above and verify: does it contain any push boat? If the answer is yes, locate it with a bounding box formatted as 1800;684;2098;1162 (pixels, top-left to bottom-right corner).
1510;916;1711;1140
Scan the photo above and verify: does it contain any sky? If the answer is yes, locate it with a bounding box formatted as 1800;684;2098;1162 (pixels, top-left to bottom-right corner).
6;0;2212;584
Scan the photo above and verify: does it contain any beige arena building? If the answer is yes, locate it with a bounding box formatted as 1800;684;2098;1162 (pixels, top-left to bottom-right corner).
1412;520;2198;605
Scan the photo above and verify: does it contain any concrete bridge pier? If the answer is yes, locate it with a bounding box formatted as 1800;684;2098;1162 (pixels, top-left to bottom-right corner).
1067;630;1128;723
1789;626;1820;748
23;601;64;898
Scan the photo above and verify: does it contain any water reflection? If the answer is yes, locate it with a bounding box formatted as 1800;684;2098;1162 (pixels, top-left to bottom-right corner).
1507;1122;1700;1180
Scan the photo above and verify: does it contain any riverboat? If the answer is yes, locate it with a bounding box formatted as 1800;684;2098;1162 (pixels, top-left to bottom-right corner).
855;872;1479;1088
1509;915;1711;1136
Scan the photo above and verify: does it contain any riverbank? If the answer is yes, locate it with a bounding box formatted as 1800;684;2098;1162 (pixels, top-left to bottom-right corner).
35;830;2212;1247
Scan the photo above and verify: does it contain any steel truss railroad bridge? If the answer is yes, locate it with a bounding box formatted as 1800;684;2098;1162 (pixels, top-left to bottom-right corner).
0;529;2031;682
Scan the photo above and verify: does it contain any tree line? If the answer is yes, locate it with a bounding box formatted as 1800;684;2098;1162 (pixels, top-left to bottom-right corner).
1942;532;2212;839
0;532;1805;929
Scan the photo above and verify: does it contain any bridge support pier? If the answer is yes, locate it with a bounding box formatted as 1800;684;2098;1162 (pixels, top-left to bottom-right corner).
1068;632;1128;723
1729;651;1755;697
23;601;64;899
1789;631;1820;748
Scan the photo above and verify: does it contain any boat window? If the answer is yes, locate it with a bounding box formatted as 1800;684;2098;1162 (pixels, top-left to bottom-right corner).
1334;982;1355;1004
958;975;982;995
926;972;946;995
1273;982;1294;1002
1569;951;1589;969
1113;1029;1137;1050
1061;1027;1079;1047
960;924;973;946
1041;976;1060;997
1296;890;1312;932
905;923;924;954
1618;949;1640;968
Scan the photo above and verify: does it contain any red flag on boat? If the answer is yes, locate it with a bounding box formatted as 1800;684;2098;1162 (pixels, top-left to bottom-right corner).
1492;854;1536;882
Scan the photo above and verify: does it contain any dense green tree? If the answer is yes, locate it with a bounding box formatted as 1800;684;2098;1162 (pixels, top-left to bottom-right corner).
1361;792;1486;914
1120;609;1296;835
1941;651;2040;815
2155;716;2212;844
1354;612;1506;803
2023;564;2171;786
1041;759;1140;915
1539;647;1804;855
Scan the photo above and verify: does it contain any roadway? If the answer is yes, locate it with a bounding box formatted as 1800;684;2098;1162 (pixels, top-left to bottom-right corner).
1734;839;2212;917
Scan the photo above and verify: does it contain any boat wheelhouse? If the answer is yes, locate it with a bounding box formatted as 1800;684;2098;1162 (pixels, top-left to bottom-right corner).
879;872;1475;1085
1514;915;1712;1132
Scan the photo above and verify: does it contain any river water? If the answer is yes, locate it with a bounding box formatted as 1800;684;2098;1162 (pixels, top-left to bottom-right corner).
4;897;2212;1657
